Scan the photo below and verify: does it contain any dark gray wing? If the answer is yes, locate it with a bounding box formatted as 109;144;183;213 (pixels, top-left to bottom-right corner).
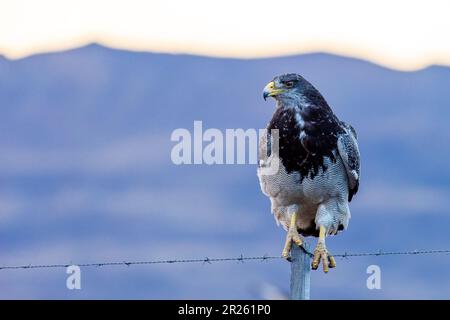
337;122;360;201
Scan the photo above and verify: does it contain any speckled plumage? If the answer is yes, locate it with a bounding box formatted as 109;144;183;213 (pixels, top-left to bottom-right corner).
258;73;360;238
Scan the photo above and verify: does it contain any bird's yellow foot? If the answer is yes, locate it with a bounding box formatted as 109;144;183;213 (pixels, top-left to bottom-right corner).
282;228;304;260
311;241;336;273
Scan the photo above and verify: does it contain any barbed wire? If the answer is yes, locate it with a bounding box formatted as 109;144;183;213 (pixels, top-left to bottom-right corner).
332;249;450;258
0;255;281;271
1;248;449;271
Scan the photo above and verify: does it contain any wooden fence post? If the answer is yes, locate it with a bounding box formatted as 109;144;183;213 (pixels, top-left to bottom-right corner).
290;242;311;300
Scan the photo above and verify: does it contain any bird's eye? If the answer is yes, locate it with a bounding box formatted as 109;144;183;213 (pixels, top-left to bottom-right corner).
285;81;294;88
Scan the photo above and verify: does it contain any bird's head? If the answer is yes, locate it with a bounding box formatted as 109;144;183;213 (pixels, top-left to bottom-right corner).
263;73;310;103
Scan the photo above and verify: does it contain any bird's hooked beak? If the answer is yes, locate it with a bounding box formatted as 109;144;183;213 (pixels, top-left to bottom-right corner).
263;81;285;100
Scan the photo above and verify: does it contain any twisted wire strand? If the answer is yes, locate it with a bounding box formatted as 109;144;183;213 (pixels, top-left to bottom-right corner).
1;249;449;271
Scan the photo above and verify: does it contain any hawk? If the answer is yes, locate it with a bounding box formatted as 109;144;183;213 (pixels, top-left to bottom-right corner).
257;73;360;272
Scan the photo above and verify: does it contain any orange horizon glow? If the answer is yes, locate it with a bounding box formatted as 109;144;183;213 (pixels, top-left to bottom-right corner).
1;0;450;71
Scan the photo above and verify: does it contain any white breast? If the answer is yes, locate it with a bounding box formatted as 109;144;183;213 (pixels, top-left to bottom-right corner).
257;151;349;208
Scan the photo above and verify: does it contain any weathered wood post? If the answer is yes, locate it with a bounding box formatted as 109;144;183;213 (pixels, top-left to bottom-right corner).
290;242;311;300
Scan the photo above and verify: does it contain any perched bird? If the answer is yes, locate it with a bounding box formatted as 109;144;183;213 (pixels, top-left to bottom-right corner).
257;73;360;272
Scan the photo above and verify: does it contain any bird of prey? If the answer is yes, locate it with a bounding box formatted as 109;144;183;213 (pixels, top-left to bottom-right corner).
257;73;360;272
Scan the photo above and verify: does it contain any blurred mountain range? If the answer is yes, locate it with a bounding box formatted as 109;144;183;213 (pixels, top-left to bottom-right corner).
0;44;449;299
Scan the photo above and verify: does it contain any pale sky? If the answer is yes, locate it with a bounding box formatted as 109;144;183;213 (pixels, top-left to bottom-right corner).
1;0;449;70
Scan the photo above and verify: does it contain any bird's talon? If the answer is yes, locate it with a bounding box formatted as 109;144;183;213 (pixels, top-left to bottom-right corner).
329;255;337;268
282;229;304;260
311;242;335;273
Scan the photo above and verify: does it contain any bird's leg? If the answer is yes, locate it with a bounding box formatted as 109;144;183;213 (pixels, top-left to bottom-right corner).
311;225;337;273
282;211;304;260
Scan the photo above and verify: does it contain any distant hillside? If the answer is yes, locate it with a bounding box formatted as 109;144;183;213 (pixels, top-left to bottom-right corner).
0;44;450;299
